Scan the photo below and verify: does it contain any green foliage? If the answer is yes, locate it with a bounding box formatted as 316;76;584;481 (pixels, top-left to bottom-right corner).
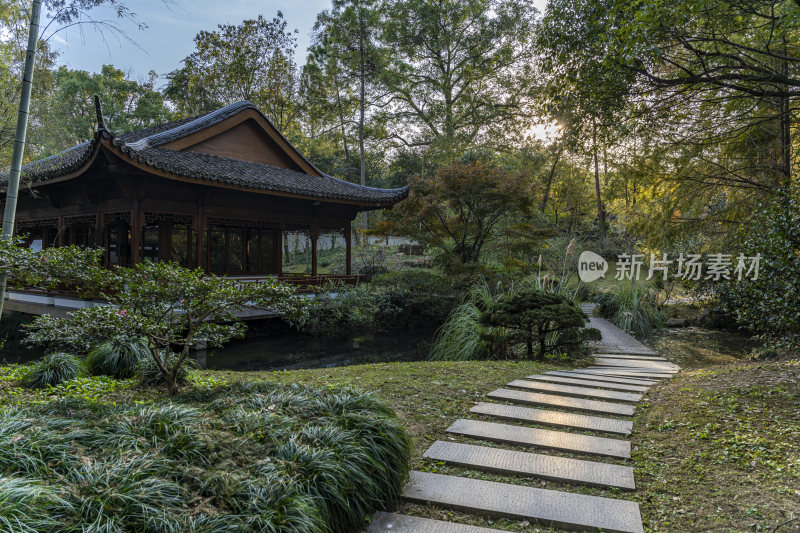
712;193;800;348
26;261;304;394
84;338;151;379
21;353;81;389
166;12;302;134
429;279;510;361
596;282;665;338
481;288;598;359
300;284;387;337
299;270;458;337
380;0;537;151
370;270;458;327
0;382;411;532
376;162;534;264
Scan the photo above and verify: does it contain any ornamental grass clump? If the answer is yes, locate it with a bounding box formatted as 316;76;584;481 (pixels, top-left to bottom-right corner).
596;282;665;338
21;353;81;389
84;338;150;379
0;382;411;532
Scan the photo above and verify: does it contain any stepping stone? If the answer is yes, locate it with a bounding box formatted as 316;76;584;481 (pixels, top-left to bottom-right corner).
593;353;669;361
446;419;631;458
526;374;650;392
488;388;636;416
594;358;680;371
367;512;502;533
470;402;633;435
507;379;642;403
403;471;644;533
574;369;672;379
591;366;678;375
424;440;636;490
546;370;657;386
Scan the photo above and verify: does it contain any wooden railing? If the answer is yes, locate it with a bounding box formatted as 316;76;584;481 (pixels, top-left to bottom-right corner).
236;274;364;292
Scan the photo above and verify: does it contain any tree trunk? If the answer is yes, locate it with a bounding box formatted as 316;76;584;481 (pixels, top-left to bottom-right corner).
358;5;368;233
540;143;564;212
165;375;179;395
592;119;606;237
780;49;792;188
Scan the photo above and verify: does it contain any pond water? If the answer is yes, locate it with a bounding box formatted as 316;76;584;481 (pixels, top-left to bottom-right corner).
207;329;436;371
647;326;761;369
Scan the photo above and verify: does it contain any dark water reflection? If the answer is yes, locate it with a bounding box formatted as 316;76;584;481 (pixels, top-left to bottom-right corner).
208;329;436;371
648;326;761;369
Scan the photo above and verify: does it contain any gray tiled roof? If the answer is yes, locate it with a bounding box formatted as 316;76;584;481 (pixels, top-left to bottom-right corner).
1;101;408;205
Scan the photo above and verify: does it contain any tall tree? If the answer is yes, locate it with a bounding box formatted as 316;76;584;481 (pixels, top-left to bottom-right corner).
38;65;170;147
311;0;386;231
379;0;537;156
165;12;302;135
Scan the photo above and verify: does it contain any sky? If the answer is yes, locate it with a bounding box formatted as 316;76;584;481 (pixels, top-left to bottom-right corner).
47;0;548;84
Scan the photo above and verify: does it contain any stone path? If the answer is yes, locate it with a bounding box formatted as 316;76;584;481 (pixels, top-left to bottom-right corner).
366;311;681;533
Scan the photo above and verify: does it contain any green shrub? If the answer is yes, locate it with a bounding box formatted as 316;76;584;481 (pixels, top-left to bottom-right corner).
711;193;800;348
21;353;81;389
371;270;458;327
481;288;600;359
84;338;151;379
595;282;665;338
300;284;387;337
429;279;517;361
0;382;411;532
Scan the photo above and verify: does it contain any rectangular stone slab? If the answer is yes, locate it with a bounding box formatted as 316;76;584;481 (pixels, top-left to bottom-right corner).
594;358;680;371
403;471;644;533
547;370;657;386
488;388;636;416
446;418;631;458
507;379;642;403
591;367;678;376
526;374;650;392
593;353;668;361
573;369;672;379
367;512;502;533
470;402;633;435
424;440;636;490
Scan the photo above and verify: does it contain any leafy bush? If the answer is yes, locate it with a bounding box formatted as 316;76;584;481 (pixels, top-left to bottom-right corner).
595;282;665;338
21;353;81;389
299;271;459;337
711;193;800;348
0;382;411;532
84;338;151;379
371;270;458;327
300;284;388;337
481;288;600;359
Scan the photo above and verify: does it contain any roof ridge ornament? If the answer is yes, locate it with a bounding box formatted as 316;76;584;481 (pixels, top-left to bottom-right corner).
94;95;109;133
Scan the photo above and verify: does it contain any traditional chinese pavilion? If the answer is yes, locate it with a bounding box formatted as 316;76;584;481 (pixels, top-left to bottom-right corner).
0;99;408;283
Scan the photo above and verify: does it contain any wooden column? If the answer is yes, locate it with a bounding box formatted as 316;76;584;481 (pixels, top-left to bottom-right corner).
310;221;319;276
345;220;352;276
95;211;103;265
130;203;142;265
57;213;64;247
195;202;205;270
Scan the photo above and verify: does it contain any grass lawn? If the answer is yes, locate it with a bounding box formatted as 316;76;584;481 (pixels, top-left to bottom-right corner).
3;355;798;532
631;359;800;532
